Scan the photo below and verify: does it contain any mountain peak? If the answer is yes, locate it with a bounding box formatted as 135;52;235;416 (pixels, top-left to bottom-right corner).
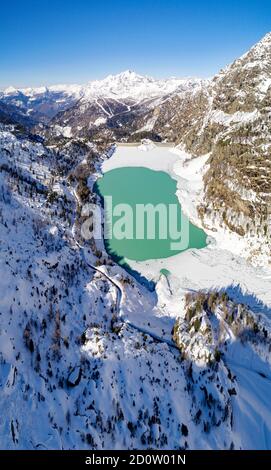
82;70;192;101
257;31;271;45
118;69;139;77
239;30;271;63
4;86;18;95
99;70;151;84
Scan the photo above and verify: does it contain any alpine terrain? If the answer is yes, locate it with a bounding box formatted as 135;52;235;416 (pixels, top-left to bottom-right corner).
0;33;271;450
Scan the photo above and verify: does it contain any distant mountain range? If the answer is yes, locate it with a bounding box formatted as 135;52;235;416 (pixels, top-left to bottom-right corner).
0;70;204;125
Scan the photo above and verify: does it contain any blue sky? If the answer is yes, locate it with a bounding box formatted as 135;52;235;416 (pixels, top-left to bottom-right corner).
1;0;271;87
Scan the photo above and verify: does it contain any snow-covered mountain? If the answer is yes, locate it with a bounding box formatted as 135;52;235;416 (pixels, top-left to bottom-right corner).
1;32;271;450
41;73;206;143
1;124;271;450
0;85;82;124
82;70;201;100
0;71;203;126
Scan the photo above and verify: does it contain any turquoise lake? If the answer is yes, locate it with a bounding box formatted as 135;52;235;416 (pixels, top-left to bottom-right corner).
95;167;207;264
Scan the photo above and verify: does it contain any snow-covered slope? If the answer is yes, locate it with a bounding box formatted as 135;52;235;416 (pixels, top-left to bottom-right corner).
0;127;271;450
1;32;271;451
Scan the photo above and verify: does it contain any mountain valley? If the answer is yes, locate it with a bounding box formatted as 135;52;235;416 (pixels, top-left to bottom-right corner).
1;33;271;450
